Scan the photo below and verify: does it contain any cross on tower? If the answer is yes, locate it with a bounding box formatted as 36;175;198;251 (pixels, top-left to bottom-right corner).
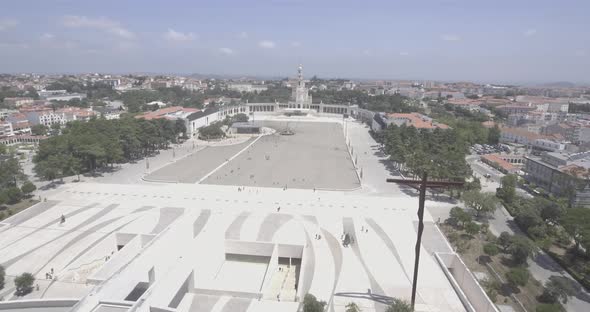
386;173;464;310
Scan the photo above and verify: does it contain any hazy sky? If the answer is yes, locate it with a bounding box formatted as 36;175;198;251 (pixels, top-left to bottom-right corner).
0;0;589;84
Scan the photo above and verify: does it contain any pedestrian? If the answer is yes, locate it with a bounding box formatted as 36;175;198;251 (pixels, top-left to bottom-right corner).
277;207;281;212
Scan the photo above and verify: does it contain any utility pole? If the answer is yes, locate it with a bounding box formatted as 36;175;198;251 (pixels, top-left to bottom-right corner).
386;174;463;310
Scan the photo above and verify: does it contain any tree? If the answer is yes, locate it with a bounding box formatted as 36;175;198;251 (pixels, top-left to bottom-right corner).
560;207;590;256
497;174;517;204
386;298;413;312
345;302;361;312
233;113;249;122
515;205;543;232
30;124;48;136
303;294;326;312
539;199;565;225
505;267;530;287
483;243;499;256
508;235;535;265
488;125;501;145
449;206;471;228
14;272;34;296
0;143;6;155
462;191;498;217
497;232;513;252
0;265;5;289
465;222;481;236
50;122;61;135
20;181;36;196
3;187;23;204
539;277;575;304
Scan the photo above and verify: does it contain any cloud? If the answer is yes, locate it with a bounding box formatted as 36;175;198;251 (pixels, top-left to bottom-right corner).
0;18;18;31
62;15;135;39
523;29;537;37
164;28;196;42
40;33;55;41
219;47;234;55
362;49;372;56
290;41;301;47
238;32;248;39
258;40;276;49
399;51;409;56
575;50;587;57
440;34;461;41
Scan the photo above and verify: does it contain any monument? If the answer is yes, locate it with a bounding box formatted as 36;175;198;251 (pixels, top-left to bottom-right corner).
288;65;312;110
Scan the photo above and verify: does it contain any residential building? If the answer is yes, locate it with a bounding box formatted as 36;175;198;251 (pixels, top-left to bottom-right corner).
525;151;590;207
500;127;547;146
45;93;87;101
6;113;32;135
0;122;14;137
3;97;34;107
0;109;18;119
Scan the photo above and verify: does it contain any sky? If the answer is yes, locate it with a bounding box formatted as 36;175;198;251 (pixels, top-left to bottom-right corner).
0;0;589;84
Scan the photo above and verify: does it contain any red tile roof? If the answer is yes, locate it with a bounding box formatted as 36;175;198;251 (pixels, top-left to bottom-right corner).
387;113;449;129
481;154;517;172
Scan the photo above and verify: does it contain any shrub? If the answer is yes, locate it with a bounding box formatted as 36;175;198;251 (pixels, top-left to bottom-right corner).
505;267;530;287
345;302;361;312
535;303;562;312
483;243;499;256
497;231;513;252
386;298;412;312
303;294;326;312
14;272;35;296
540;278;575;304
528;224;548;240
20;181;37;196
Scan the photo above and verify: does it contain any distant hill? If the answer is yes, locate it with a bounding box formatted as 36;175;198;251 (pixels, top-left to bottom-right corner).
536;81;577;88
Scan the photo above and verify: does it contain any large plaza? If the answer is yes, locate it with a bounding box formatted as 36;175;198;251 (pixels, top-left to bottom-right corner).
0;67;494;312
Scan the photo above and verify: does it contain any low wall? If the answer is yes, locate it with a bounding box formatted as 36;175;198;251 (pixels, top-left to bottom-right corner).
435;252;499;312
277;243;304;259
225;240;275;257
150;306;176;312
192;288;261;300
0;299;78;310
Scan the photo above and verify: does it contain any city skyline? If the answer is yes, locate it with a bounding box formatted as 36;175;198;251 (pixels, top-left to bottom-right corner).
0;0;589;84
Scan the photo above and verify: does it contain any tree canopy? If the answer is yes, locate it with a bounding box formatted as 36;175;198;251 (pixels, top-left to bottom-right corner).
382;124;471;181
33;117;184;180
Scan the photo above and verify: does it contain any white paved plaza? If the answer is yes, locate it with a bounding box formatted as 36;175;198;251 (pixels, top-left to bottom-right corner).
0;116;471;312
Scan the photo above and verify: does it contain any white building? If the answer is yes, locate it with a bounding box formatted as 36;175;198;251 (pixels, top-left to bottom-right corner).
0;122;14;137
228;83;268;93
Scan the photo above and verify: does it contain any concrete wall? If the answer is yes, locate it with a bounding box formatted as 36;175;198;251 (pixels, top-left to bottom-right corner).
225;240;275;257
88;235;143;284
0;299;78;310
191;288;261;300
435;252;499;312
277;243;303;259
261;244;279;296
296;237;314;301
150;307;176;312
168;271;194;309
